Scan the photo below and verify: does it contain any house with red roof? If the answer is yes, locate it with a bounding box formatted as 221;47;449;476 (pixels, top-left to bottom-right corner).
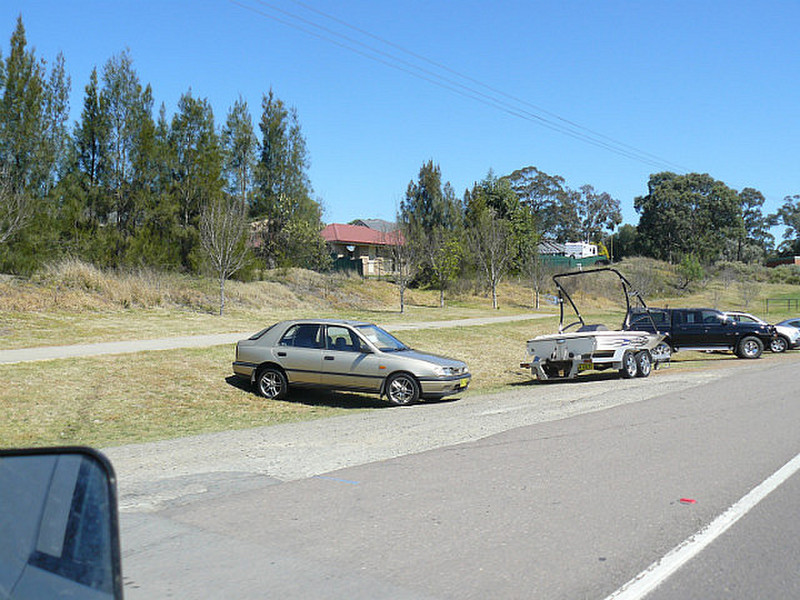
321;223;404;276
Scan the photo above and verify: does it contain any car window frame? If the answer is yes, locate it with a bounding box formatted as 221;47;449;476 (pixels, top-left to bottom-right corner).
278;324;324;349
324;325;365;353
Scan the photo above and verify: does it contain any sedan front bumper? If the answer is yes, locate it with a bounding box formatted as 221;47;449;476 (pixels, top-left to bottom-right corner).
419;374;471;398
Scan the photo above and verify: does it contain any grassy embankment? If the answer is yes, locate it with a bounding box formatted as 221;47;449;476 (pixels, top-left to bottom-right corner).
2;258;799;448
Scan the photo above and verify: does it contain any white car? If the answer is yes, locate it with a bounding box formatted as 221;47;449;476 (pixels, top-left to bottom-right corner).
724;311;800;353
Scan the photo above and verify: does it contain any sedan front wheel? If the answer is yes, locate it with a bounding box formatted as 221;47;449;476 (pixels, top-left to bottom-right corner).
386;373;420;406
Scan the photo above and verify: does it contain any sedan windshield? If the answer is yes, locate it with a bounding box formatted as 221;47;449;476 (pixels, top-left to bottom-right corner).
356;324;408;352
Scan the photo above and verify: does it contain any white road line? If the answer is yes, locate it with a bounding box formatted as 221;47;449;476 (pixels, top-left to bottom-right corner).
605;451;800;600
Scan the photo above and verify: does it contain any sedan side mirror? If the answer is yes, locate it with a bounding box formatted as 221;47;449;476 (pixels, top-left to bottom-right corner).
0;447;123;599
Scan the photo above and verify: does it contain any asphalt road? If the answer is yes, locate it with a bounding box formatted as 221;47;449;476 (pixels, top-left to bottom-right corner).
113;355;800;599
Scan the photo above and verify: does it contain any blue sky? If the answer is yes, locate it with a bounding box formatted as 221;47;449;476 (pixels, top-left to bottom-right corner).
2;1;798;235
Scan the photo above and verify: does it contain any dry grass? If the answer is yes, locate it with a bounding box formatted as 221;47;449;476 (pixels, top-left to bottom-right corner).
0;260;543;349
1;321;555;448
2;258;800;448
0;347;352;448
2;313;797;449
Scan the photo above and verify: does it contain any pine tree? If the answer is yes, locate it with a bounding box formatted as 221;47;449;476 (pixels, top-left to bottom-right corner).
221;95;256;213
251;89;325;269
0;17;49;195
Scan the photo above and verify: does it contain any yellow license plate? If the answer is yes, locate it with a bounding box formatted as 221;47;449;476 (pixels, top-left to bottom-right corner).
577;363;593;372
459;378;469;388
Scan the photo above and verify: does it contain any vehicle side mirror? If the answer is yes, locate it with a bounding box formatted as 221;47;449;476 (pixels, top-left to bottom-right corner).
0;447;123;599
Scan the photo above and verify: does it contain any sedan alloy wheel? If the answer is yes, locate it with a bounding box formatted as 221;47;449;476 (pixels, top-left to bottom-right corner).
386;373;420;406
257;367;287;399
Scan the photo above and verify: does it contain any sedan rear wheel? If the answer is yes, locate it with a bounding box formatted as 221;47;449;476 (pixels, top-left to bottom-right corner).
770;336;788;353
386;373;420;406
256;367;288;399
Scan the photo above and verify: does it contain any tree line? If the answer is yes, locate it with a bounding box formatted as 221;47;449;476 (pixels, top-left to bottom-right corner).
395;161;624;310
0;17;327;285
3;16;799;312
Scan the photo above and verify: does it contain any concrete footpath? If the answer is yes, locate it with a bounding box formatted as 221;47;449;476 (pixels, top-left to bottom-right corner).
0;313;547;364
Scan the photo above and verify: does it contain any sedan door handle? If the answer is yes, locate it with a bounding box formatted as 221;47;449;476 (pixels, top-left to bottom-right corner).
324;356;335;361
276;351;287;357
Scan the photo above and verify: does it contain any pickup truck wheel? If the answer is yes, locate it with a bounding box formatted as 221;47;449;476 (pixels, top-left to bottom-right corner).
770;336;788;353
634;350;652;377
620;350;638;379
651;342;672;363
737;336;763;359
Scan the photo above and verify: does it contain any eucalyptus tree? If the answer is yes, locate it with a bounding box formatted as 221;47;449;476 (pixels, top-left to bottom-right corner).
635;172;743;264
769;194;800;255
502;166;579;242
464;173;518;309
737;187;773;260
576;184;621;243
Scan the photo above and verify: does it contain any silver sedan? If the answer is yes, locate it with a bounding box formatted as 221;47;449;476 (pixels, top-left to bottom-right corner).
233;319;471;406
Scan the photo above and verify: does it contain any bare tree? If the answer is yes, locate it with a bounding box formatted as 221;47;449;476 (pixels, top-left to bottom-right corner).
737;278;760;310
424;228;461;309
468;209;513;309
0;169;32;245
521;251;552;309
200;195;249;315
386;224;418;314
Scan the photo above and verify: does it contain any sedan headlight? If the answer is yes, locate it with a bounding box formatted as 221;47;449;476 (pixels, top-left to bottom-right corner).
432;365;466;377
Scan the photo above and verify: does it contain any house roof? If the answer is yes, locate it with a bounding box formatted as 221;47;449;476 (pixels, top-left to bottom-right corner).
351;218;398;233
321;223;403;246
538;240;566;255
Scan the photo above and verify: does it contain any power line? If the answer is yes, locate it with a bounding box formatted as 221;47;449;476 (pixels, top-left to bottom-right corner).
230;0;686;172
287;0;686;172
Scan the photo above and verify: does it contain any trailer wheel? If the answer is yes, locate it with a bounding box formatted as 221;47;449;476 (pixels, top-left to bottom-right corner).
620;350;638;379
634;350;652;378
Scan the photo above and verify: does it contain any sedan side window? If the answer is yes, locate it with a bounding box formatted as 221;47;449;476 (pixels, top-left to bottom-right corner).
279;324;323;348
326;326;361;352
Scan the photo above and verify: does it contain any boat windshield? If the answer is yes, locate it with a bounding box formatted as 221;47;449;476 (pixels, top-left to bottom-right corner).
356;324;409;352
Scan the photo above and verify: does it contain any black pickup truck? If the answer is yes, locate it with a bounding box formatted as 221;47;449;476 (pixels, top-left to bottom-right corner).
628;307;777;359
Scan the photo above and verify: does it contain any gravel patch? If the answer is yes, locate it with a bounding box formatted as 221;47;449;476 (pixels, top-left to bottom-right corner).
104;361;750;513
